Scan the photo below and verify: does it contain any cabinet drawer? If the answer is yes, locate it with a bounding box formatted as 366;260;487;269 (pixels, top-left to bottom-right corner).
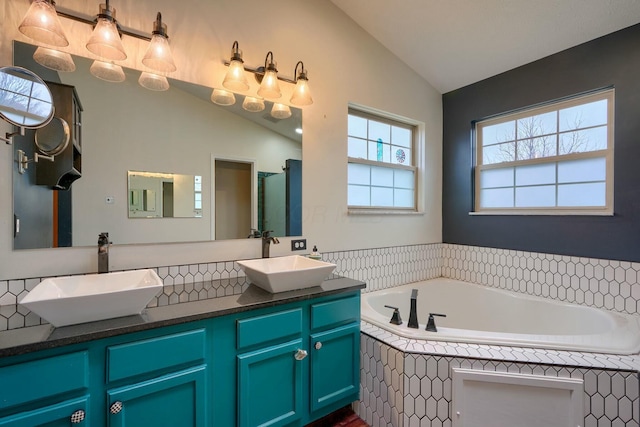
310;294;360;331
237;309;302;350
107;329;206;382
0;351;88;411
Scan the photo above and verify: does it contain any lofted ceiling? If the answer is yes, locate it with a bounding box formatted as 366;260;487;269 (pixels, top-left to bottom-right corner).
330;0;640;94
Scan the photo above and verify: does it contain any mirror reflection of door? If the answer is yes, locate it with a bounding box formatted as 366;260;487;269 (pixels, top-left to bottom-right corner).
263;173;286;236
162;182;174;217
215;160;252;240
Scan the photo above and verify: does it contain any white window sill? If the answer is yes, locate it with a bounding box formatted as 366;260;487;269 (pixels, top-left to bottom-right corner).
469;209;614;216
348;209;424;216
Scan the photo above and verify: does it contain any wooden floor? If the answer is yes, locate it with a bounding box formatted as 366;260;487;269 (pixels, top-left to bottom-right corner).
305;406;369;427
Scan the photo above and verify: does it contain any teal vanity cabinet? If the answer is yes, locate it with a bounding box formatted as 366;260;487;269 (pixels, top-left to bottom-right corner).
0;351;90;426
0;323;209;427
214;290;361;427
104;329;208;427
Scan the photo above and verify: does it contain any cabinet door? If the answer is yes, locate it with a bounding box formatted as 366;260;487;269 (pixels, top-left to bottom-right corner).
107;366;207;427
0;396;89;427
237;339;305;427
309;323;360;413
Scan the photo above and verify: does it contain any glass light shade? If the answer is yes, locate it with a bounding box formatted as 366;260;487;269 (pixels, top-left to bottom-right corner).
138;72;170;91
257;68;282;99
211;88;236;106
270;103;291;119
290;77;313;106
86;5;126;61
90;60;125;82
142;33;176;73
222;59;250;92
18;0;69;47
33;47;76;72
242;96;265;113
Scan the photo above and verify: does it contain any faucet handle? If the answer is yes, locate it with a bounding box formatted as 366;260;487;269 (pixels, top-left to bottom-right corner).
384;305;403;325
426;313;446;332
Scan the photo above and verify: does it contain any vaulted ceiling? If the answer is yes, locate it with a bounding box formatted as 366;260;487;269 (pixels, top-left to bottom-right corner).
330;0;640;93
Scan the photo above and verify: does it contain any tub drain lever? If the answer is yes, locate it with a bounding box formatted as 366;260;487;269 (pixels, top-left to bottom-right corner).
384;305;403;325
426;313;446;332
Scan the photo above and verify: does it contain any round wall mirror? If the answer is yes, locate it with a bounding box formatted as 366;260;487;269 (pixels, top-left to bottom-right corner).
0;66;54;129
35;117;70;156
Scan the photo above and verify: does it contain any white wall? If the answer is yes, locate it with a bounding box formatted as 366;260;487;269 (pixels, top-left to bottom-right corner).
0;0;442;280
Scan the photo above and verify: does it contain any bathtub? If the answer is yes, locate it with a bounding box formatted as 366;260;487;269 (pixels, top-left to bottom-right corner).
361;278;640;354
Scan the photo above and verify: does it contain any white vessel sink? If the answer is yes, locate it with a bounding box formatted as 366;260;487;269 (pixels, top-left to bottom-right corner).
19;269;163;327
237;255;337;293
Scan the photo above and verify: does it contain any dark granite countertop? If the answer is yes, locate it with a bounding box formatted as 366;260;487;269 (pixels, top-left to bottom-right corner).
0;275;365;358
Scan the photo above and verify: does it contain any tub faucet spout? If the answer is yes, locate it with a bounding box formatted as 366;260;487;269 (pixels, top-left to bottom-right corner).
408;289;419;329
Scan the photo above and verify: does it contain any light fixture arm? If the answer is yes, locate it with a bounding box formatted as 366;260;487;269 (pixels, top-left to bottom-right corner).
264;51;277;72
294;61;307;81
231;41;243;62
152;12;168;38
54;5;152;42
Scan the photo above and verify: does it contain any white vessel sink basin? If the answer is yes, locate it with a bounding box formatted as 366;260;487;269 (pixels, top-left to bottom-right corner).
19;269;163;327
237;255;337;293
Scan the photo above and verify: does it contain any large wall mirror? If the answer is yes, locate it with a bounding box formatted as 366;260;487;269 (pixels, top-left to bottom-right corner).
12;41;302;250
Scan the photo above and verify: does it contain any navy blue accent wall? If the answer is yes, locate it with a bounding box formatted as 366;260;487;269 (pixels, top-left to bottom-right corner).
442;23;640;262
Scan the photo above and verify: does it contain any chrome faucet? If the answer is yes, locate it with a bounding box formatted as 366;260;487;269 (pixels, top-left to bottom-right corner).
98;232;111;274
261;230;279;258
408;289;419;328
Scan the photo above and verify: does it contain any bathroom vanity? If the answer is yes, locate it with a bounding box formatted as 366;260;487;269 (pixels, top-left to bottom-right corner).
0;276;364;427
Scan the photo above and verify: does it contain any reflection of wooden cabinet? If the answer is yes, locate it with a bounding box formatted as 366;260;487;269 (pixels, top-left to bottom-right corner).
36;81;82;190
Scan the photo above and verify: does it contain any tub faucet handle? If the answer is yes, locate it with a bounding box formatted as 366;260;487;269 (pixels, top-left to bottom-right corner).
426;313;446;332
384;305;403;325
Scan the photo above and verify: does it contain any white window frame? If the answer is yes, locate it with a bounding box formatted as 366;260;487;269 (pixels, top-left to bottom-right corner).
347;105;423;214
473;89;614;215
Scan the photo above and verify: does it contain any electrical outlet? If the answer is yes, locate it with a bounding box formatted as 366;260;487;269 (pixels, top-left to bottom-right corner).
291;239;307;251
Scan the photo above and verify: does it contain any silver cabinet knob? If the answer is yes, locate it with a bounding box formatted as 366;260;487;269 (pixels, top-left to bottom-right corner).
110;401;123;414
315;342;322;350
294;349;308;360
70;409;85;423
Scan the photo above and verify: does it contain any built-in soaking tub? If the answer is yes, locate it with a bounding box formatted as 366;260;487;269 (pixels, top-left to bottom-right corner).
361;278;640;354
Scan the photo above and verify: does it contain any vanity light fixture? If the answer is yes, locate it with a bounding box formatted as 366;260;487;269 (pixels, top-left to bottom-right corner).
18;1;177;78
242;96;265;113
257;51;282;100
142;13;176;73
270;103;292;119
90;60;125;82
33;46;76;72
211;88;236;106
290;61;313;106
18;0;69;48
138;72;170;91
222;41;250;92
85;0;127;61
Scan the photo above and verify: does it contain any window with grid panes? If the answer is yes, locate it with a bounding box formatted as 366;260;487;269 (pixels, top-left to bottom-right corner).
347;109;417;210
474;88;614;215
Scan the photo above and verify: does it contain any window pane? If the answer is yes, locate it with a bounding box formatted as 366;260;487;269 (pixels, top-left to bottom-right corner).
31;81;51;101
515;163;556;186
348;115;367;138
557;157;606;183
559;99;607;132
516;136;557;160
392;146;411;165
394;169;414;189
517;111;556;138
371;165;393;187
483;142;515;164
480;188;513;208
392;126;411;148
480;168;513;189
348;136;367;158
348;185;370;206
558;183;606;206
559;126;607;154
368;120;390;143
394;189;414;207
367;140;391;162
482;121;515;145
515;186;556;207
371;187;393;207
347;163;370;185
